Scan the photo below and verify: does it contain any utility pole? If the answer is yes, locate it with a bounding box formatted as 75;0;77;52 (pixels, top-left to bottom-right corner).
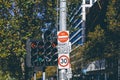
59;0;67;31
58;0;72;80
59;0;67;79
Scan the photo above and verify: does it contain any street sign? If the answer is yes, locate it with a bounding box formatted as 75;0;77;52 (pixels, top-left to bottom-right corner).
58;54;70;69
57;42;71;54
66;68;72;79
57;31;69;43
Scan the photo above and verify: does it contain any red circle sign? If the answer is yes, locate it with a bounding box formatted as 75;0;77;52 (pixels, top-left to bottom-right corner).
58;31;69;43
58;55;70;67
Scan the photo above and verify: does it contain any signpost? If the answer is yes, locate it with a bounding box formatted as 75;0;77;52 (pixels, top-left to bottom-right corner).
57;31;72;80
58;0;72;80
58;54;70;69
57;42;71;54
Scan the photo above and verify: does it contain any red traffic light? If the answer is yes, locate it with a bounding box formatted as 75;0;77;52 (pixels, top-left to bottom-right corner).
31;42;37;49
52;41;57;48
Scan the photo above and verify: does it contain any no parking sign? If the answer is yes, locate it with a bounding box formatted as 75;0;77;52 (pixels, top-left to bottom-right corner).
58;54;70;69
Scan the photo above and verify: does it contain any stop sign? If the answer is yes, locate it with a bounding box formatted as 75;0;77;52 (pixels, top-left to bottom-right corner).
57;31;69;43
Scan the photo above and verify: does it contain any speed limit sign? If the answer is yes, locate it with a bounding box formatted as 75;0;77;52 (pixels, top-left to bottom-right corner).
58;54;70;69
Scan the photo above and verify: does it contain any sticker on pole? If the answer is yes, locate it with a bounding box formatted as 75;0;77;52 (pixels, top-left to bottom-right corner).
57;31;69;43
58;54;70;69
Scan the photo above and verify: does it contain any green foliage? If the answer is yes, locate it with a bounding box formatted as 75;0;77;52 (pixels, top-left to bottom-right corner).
83;0;120;61
0;54;23;79
106;0;120;32
105;0;120;56
74;25;105;63
0;71;16;80
0;0;57;79
46;66;57;77
88;25;105;41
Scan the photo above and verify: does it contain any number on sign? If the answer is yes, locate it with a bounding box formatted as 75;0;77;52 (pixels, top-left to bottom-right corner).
58;55;69;67
60;58;67;64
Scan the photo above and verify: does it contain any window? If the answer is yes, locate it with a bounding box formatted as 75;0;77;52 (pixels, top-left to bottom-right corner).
92;0;95;3
85;0;90;4
85;7;90;14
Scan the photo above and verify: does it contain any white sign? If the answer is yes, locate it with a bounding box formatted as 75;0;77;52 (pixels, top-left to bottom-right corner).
58;42;71;54
58;54;70;69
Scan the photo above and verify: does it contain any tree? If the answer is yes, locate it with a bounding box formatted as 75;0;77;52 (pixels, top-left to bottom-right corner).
0;0;57;79
105;0;120;57
79;0;120;61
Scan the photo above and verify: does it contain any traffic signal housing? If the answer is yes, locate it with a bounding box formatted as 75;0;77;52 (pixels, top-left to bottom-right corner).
43;30;52;42
51;40;58;65
26;39;45;67
30;41;38;66
43;29;58;66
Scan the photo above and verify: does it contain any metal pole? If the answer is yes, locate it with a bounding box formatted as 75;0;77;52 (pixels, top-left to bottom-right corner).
59;0;67;31
42;66;46;80
43;72;45;80
57;67;59;80
56;0;59;31
34;72;36;80
59;69;67;80
59;0;67;80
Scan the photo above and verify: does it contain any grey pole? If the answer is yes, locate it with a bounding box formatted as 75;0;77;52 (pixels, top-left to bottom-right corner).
34;72;36;80
42;66;46;80
56;0;59;31
59;0;67;31
59;0;67;80
59;69;67;80
43;72;45;80
57;67;59;80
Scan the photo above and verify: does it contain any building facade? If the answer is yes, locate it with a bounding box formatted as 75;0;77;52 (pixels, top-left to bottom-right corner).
69;0;97;48
69;0;97;79
69;0;97;69
70;0;119;80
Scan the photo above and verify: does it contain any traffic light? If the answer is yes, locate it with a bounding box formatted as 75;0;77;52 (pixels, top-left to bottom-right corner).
51;40;58;65
37;41;44;66
43;30;52;65
31;41;38;66
43;29;58;66
44;41;58;66
43;30;52;41
44;41;52;66
30;40;44;67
